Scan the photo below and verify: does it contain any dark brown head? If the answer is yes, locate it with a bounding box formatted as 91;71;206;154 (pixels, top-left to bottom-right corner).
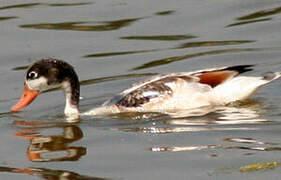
11;58;80;114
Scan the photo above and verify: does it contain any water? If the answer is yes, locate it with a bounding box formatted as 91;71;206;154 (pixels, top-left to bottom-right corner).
1;0;281;179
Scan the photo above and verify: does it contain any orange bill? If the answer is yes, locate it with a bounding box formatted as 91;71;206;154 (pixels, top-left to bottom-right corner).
11;83;40;112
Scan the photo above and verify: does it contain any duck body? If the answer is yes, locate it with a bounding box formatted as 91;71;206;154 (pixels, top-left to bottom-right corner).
11;58;281;117
85;66;280;116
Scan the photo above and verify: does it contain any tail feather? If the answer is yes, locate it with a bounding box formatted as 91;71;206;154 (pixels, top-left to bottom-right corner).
262;72;281;81
212;71;280;104
223;65;254;75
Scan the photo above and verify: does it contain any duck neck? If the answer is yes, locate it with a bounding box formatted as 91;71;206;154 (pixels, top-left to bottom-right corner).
62;77;80;116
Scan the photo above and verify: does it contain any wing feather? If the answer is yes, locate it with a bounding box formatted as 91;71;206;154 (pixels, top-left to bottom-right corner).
105;75;198;107
103;65;253;107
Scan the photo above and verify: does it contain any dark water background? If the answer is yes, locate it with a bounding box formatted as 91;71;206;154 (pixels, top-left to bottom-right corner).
1;0;281;179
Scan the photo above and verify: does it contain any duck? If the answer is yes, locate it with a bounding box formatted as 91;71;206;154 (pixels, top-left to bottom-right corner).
11;58;281;118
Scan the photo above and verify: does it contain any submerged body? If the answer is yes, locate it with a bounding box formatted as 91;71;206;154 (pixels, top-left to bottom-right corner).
11;58;281;118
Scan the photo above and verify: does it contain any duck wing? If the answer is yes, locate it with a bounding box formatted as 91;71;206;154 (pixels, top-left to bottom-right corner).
103;74;200;108
192;65;254;87
103;65;254;108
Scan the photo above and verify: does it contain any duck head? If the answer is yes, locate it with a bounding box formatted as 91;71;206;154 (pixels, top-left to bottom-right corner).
11;58;80;116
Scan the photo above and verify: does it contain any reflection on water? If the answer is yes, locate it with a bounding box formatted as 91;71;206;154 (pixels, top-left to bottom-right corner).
0;166;108;180
150;145;217;152
227;6;281;27
0;2;92;10
84;39;254;59
223;137;278;146
120;34;196;41
84;49;158;58
237;6;281;20
120;126;256;134
176;40;254;49
132;48;258;70
20;18;142;31
132;47;281;70
227;18;271;27
47;3;92;7
150;137;281;153
119;102;268;133
222;137;281;151
119;101;268;126
84;39;253;59
13;121;86;162
11;65;29;71
0;3;40;10
155;10;175;16
115;102;281;154
0;16;17;21
84;34;197;58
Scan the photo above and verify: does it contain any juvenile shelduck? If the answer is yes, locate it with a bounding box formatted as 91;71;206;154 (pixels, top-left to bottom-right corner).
11;58;281;118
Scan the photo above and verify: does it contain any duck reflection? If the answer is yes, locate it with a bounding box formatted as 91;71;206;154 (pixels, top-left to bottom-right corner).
0;166;108;180
150;137;281;153
120;101;269;133
13;121;86;162
117;101;281;153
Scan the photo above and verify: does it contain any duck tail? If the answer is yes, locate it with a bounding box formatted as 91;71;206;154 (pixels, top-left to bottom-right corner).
262;72;281;81
224;65;254;75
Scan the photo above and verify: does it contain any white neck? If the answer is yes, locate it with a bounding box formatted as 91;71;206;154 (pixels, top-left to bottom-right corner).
65;95;79;115
62;81;80;116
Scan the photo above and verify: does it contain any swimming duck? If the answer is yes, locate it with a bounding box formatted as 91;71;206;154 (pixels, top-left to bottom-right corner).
11;58;281;117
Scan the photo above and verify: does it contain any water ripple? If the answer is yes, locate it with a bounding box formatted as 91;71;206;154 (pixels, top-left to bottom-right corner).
11;65;29;71
0;3;40;10
150;144;281;152
0;2;92;10
120;34;196;41
237;6;281;20
132;47;281;70
0;16;17;21
227;18;271;27
117;102;272;134
149;136;281;153
84;49;158;58
132;48;257;70
0;166;108;180
20;18;142;31
155;10;176;16
176;40;254;49
227;6;281;27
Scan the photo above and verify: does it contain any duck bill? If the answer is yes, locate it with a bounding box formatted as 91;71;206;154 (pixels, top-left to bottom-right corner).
11;83;40;112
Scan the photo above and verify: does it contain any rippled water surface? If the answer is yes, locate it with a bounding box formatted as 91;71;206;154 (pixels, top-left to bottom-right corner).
1;0;281;179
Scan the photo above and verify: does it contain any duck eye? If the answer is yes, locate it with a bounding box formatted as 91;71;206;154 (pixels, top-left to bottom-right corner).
28;71;38;79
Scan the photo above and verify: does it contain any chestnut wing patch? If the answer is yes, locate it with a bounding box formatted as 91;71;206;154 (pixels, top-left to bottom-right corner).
197;71;237;88
195;64;253;88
